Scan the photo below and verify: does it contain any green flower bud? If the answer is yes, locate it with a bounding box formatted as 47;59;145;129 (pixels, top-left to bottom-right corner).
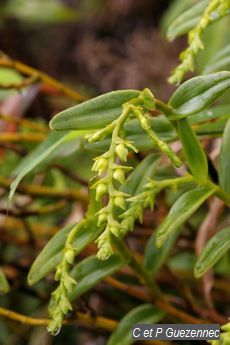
121;216;134;234
139;116;150;131
114;196;126;210
55;266;62;281
60;294;72;315
62;273;77;293
115;144;128;161
96;231;113;260
110;226;120;237
97;246;112;261
97;212;107;226
92;157;108;174
96;183;107;201
113;168;125;184
47;313;63;336
65;248;75;264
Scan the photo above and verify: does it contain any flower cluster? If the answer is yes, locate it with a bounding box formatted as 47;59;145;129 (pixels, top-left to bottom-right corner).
169;0;230;84
89;89;181;259
47;220;86;335
90;104;138;260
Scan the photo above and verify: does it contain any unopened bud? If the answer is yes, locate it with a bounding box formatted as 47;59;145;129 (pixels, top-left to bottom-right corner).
115;144;128;161
96;183;107;200
92;157;108;174
97;213;107;226
114;196;126;210
110;225;120;237
65;249;75;264
55;266;62;281
140;116;150;130
113;168;125;184
121;216;134;233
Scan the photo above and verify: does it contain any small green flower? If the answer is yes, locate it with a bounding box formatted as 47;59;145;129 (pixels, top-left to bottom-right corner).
65;248;75;265
96;183;107;201
113;168;125;184
97;212;107;226
114;195;126;210
115;143;129;161
92;157;108;175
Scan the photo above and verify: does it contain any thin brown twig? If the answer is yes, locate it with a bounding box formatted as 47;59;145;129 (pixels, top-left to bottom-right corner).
115;240;209;324
0;113;48;133
0;201;66;218
104;276;150;301
0;176;87;203
0;53;87;102
0;143;27;156
0;306;117;331
0;132;46;143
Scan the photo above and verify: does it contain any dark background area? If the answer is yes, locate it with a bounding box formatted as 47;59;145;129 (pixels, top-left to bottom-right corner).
0;0;185;102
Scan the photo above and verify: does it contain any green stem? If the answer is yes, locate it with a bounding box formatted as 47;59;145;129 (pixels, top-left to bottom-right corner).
148;174;194;190
133;107;181;167
155;99;175;117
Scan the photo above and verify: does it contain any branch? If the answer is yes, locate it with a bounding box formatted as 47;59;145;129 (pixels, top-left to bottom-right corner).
0;113;48;133
0;132;46;143
0;306;117;331
0;176;87;203
0;53;87;102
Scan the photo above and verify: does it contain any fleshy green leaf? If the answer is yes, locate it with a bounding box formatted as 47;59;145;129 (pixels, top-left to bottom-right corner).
69;255;126;300
203;43;230;74
9;130;85;200
169;72;230;116
28;221;102;285
166;0;209;41
194;227;230;278
169;252;196;273
107;304;165;345
4;0;78;23
196;117;228;135
156;187;216;248
143;228;182;277
177;118;208;182
161;0;198;34
0;267;9;294
219;118;230;193
189;104;230;124
49;90;140;131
